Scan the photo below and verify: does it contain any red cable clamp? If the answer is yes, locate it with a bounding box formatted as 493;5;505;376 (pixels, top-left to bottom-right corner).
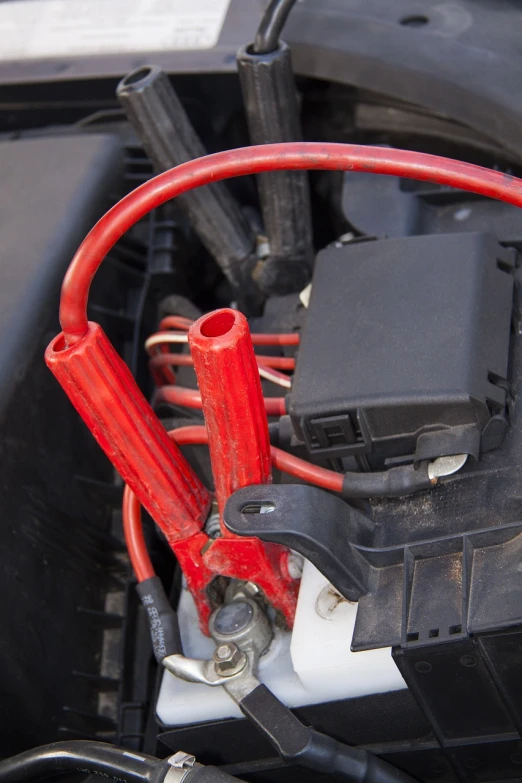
45;324;212;547
186;309;298;628
46;313;297;633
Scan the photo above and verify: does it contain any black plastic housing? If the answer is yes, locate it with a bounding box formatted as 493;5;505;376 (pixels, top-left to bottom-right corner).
289;233;515;467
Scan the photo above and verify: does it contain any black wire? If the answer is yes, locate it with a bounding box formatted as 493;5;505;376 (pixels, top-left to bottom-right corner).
0;741;170;783
252;0;299;54
75;107;126;128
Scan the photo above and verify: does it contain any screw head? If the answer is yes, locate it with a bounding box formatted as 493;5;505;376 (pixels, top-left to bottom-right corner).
215;643;233;660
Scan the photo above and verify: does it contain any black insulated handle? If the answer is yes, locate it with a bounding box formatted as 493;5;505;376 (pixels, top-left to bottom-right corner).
117;66;261;311
238;684;417;783
237;42;313;295
136;576;183;662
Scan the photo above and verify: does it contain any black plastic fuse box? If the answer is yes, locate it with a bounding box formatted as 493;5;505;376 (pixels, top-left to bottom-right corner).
289;233;515;466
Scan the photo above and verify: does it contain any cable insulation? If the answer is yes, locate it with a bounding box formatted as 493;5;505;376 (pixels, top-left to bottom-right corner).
253;0;299;54
149;352;295;372
155;385;288;417
257;362;292;388
168;425;343;492
58;143;522;347
123;485;155;582
145;330;299;354
0;741;168;783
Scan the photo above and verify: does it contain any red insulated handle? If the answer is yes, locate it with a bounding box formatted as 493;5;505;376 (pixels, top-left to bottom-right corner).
188;309;272;527
45;323;211;545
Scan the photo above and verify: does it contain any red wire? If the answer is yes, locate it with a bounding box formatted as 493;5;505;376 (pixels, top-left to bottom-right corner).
250;333;299;346
159;316;193;331
149;351;295;385
171;425;210;446
59;142;522;346
155;385;287;417
149;352;295;372
123;483;155;582
168;426;343;492
150;327;300;349
271;447;343;493
159;315;301;347
123;425;344;580
254;355;295;370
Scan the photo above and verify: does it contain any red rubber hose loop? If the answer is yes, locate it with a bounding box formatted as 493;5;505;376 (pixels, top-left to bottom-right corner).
59;143;522;346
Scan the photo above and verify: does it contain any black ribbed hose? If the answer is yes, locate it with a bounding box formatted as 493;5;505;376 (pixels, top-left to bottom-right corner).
0;741;171;783
117;66;261;311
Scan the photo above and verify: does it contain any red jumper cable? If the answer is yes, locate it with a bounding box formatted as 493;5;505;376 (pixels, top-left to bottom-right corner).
46;142;522;631
123;309;298;630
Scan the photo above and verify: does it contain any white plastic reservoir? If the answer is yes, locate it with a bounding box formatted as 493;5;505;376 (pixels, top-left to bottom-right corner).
156;559;406;726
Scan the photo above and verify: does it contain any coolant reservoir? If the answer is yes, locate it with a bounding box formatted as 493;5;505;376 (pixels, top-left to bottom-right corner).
156;560;406;726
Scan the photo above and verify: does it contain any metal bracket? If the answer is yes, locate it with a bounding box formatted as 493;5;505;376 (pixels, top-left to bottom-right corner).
162;652;246;687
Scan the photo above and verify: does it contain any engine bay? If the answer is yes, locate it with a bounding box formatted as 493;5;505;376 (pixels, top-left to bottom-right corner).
2;3;522;783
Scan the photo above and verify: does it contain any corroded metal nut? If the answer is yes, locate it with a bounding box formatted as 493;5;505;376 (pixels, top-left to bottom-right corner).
212;643;247;676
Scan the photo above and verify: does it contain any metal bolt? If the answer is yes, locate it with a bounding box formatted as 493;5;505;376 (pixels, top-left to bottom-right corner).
215;643;234;660
212;642;247;677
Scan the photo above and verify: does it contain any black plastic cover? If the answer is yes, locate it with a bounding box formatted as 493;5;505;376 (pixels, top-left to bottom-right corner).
289;233;515;466
0;134;124;755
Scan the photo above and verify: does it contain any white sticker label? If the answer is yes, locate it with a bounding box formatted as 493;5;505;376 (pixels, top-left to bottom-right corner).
0;0;231;61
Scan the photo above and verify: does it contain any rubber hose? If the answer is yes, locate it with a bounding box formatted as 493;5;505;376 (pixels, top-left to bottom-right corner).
0;740;171;783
